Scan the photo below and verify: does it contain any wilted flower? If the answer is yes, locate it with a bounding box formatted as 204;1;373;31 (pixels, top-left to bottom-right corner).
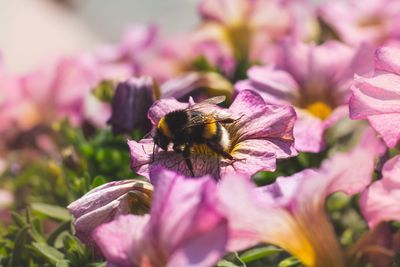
93;168;228;267
129;90;296;179
319;0;400;47
350;46;400;148
236;41;373;152
68;179;153;244
108;76;160;134
360;155;400;228
217;128;385;266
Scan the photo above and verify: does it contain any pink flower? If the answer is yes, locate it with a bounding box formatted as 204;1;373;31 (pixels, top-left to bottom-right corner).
360;155;400;228
141;34;233;82
195;0;319;64
350;46;400;148
68;179;153;244
92;168;228;267
0;50;136;135
319;0;400;47
236;41;374;152
95;24;158;77
216;127;384;266
129;90;296;179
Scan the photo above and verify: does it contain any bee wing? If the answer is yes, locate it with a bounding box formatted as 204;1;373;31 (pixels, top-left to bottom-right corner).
184;111;232;129
186;96;226;112
200;96;226;105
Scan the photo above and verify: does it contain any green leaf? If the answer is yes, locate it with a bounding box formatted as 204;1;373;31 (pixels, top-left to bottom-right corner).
11;212;28;228
91;176;107;189
217;252;246;267
240;246;282;263
279;257;301;267
32;242;64;264
216;260;242;267
47;221;71;246
56;260;70;267
31;203;71;221
10;226;29;267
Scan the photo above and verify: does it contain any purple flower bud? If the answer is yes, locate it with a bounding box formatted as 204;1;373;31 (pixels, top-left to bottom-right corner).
108;76;159;134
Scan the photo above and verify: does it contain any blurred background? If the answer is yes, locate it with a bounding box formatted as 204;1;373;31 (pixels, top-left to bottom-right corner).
0;0;199;73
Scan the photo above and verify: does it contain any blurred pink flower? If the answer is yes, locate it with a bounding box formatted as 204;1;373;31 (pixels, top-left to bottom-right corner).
68;179;153;244
141;34;233;82
95;24;158;77
236;41;374;152
129;90;296;179
195;0;319;64
0;52;133;134
0;189;13;210
216;127;384;266
360;155;400;228
93;168;228;267
319;0;400;47
350;46;400;147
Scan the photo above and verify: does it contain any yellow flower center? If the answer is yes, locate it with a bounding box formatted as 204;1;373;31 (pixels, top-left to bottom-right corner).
224;23;251;60
305;101;332;120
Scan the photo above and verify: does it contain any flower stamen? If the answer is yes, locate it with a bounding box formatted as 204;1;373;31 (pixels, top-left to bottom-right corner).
305;101;332;120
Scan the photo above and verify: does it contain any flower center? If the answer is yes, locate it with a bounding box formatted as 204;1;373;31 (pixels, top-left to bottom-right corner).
225;23;251;60
305;101;332;120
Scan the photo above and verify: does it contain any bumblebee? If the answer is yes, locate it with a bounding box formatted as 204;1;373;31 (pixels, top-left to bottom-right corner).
153;96;235;177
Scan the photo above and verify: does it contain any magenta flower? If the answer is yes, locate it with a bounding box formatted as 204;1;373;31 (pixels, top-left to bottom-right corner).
319;0;400;47
350;46;400;148
216;127;384;266
360;155;400;228
236;41;374;152
68;179;153;244
129;90;296;179
92;168;228;267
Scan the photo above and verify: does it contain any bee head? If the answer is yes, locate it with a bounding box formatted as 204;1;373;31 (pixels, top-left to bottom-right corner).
154;127;170;150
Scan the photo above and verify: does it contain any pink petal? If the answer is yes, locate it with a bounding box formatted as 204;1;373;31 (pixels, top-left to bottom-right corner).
148;168;225;255
93;214;149;267
368;114;400;148
350;74;400;119
244;66;300;104
147;98;189;125
361;155;400;228
375;46;400;75
322;127;385;196
167;221;228;267
198;0;246;25
293;112;325;152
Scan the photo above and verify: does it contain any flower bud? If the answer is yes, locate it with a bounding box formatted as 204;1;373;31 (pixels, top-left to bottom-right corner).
108;76;159;134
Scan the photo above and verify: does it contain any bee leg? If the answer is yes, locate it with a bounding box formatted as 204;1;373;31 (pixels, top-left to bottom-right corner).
182;145;195;177
206;142;233;160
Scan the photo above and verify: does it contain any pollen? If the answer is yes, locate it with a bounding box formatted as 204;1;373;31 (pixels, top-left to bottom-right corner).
305;101;332;120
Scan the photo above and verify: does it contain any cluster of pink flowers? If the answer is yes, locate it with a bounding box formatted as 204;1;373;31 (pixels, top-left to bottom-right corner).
2;0;400;266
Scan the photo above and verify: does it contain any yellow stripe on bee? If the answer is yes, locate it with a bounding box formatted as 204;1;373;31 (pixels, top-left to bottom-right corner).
202;122;217;139
158;117;173;138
